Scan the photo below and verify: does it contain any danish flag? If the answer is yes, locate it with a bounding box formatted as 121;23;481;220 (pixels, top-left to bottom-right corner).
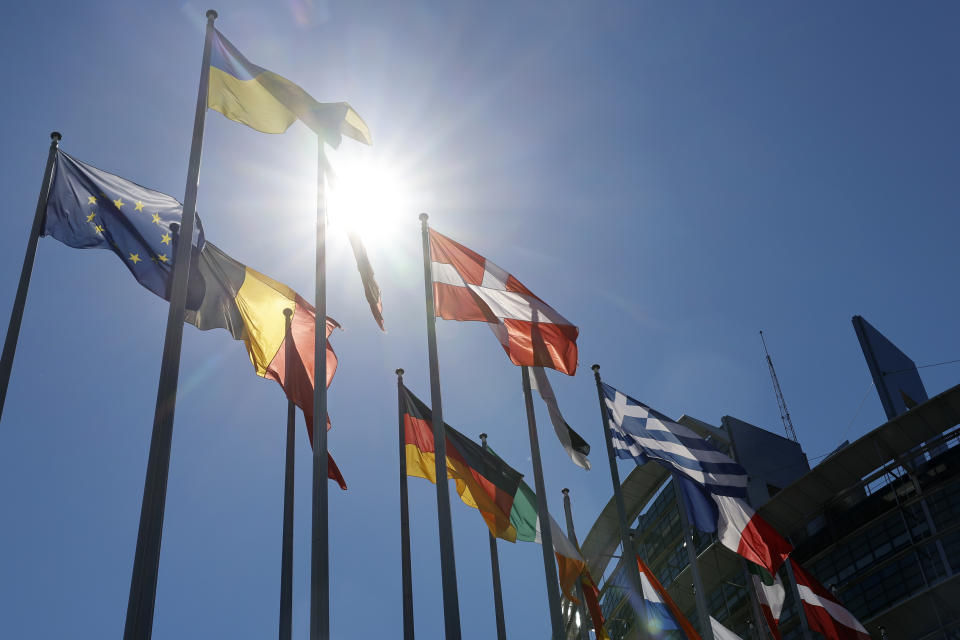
429;229;579;375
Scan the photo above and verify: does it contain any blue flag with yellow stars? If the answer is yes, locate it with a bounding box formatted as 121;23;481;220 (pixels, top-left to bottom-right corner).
43;150;204;300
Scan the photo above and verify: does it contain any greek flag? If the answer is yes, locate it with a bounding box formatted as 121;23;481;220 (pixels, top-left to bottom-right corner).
600;382;748;498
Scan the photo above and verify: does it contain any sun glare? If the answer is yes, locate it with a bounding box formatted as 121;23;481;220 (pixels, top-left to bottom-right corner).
326;150;411;249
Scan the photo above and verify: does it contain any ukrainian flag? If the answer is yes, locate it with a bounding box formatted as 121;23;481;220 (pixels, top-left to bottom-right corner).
208;29;371;147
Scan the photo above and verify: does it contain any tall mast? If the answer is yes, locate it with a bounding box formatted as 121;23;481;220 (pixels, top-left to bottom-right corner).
760;331;798;443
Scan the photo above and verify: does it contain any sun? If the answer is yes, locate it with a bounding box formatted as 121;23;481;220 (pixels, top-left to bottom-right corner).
325;148;411;249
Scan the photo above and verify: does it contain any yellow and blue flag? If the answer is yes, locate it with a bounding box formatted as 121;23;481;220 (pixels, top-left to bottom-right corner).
208;29;372;147
43;150;204;300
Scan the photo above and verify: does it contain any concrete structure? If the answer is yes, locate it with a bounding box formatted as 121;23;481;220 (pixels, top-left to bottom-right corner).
573;383;960;640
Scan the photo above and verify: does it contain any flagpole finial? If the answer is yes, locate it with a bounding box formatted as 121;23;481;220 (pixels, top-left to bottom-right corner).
206;9;218;20
419;213;428;223
283;308;292;318
591;364;600;372
50;131;62;142
562;488;569;495
479;432;488;442
395;368;404;377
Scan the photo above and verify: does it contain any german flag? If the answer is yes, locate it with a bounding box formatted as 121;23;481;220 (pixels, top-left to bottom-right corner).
400;384;523;540
185;242;346;488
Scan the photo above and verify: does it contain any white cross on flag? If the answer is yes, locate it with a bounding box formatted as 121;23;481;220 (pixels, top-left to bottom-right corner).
428;228;578;375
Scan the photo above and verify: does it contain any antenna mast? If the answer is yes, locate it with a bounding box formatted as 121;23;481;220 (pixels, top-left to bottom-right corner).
760;330;798;443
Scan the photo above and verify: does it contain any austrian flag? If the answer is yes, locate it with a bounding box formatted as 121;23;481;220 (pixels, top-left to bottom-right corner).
428;229;578;375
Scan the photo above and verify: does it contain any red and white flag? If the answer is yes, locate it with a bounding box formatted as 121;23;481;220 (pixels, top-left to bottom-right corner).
747;562;785;640
428;228;579;375
715;495;793;576
791;559;870;640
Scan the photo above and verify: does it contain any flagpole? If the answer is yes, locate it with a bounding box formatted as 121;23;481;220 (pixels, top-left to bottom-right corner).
279;309;296;640
784;560;813;640
520;366;564;639
0;131;61;423
479;433;507;640
397;369;416;640
672;479;715;640
311;138;331;640
561;489;589;640
739;559;769;640
590;364;649;639
123;11;216;639
418;213;462;640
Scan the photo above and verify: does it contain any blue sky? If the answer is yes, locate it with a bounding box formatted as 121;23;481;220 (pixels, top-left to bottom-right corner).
1;1;958;638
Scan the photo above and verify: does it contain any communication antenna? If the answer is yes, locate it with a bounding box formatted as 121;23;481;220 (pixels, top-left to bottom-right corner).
760;330;798;443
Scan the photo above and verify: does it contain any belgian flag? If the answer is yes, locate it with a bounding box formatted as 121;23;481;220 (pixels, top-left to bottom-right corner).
185;242;346;488
400;384;523;540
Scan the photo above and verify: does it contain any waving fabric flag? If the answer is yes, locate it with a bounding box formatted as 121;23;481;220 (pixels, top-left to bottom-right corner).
710;617;744;640
400;384;524;540
637;556;701;640
207;28;371;147
748;562;785;640
791;560;870;640
43;150;347;488
528;366;591;469
602;382;792;575
428;228;578;375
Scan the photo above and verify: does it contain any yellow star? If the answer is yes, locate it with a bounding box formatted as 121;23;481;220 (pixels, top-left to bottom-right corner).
114;197;125;208
129;253;141;264
134;201;144;212
152;213;161;224
87;196;97;205
86;212;96;222
160;232;171;245
94;225;104;234
158;254;169;263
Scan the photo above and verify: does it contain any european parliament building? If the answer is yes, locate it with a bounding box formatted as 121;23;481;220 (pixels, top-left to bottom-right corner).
572;319;960;640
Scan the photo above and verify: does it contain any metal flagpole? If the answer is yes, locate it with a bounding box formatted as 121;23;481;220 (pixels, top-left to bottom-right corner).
311;138;331;640
739;559;769;640
397;369;416;640
520;366;563;639
0;131;61;423
784;559;813;640
672;480;714;640
418;213;462;639
123;10;216;639
590;364;650;639
279;309;295;640
479;433;507;640
561;489;589;640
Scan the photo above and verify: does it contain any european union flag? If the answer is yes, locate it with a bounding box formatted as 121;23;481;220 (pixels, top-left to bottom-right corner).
43;150;204;300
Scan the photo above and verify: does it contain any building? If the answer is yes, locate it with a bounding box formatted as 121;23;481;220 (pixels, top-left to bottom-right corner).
572;383;960;640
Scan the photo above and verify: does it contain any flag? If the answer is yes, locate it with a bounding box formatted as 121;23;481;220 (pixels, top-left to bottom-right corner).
43;150;346;488
748;562;785;640
428;228;578;375
400;384;524;540
347;230;384;330
602;382;792;574
528;366;591;470
208;29;371;147
710;617;744;640
580;570;612;640
544;515;587;600
637;556;701;640
791;560;870;640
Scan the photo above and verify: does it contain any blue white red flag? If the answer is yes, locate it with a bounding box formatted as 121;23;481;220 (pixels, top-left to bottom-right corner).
602;382;792;575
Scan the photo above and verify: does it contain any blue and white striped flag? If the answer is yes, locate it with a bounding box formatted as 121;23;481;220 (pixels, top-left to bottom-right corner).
600;381;794;575
600;382;747;497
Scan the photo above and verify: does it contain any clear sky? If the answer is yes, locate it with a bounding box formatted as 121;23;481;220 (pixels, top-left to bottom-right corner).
1;1;958;638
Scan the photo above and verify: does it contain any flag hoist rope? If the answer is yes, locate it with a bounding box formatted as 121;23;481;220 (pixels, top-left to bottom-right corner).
122;10;217;640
